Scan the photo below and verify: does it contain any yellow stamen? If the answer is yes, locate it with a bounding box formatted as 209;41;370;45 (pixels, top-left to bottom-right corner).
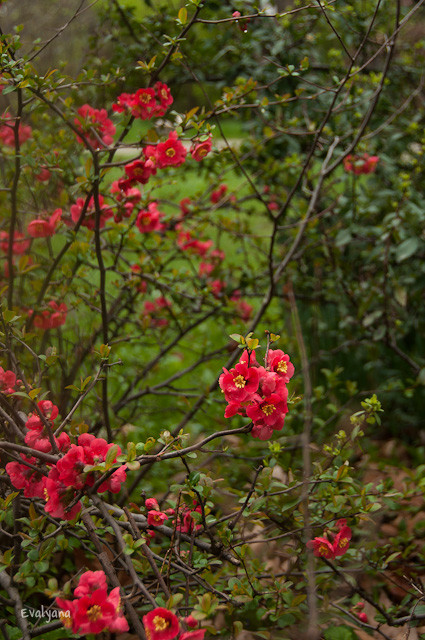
277;360;288;373
87;605;102;622
153;615;169;631
262;404;275;416
233;375;246;389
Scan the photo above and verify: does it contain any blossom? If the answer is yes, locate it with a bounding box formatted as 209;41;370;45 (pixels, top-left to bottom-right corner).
145;497;159;510
0;231;30;255
43;467;82;521
306;536;336;559
125;158;156;185
307;522;352;559
6;455;45;498
147;510;168;526
74;571;108;598
179;198;192;217
246;390;288;432
29;301;67;330
0;113;32;146
176;504;203;534
343;153;379;175
267;349;295;383
70;195;113;231
180;631;206;640
113;83;173;120
136;202;165;233
27;209;62;238
58;585;128;634
35;167;51;182
177;230;213;256
156;131;187;168
74;104;116;149
211;184;227;204
190;137;212;162
219;362;260;404
142;607;180;640
143;296;172;328
185;615;198;629
0;367;19;394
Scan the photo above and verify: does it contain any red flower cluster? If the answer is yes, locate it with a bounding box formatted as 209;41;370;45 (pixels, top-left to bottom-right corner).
307;519;352;560
343;153;379;175
56;570;129;634
113;82;173;120
146;497;169;527
143;296;172;328
74;104;116;149
0;113;32;146
177;228;213;256
176;503;202;534
110;180;141;222
24;399;70;453
143;607;205;640
219;348;294;440
28;300;68;330
210;183;228;204
27;208;62;238
0;367;20;394
0;231;30;255
70;195;113;230
6;455;45;498
44;433;126;520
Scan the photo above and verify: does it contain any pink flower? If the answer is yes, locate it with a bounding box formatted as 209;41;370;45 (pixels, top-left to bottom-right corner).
35;167;51;182
306;536;335;559
142;607;180;640
147;510;168;526
27;208;62;238
190;137;212;162
155;82;174;115
267;349;295;382
44;467;82;521
185;615;198;629
156;131;187;168
74;104;116;149
136;202;165;233
74;571;108;598
179;197;192;217
145;498;159;511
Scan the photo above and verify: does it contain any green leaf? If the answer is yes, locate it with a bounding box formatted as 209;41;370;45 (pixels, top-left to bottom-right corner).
324;625;358;640
178;7;187;23
105;444;119;466
396;237;419;262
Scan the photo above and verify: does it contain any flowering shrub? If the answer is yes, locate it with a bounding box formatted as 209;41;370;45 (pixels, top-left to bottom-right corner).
1;1;425;639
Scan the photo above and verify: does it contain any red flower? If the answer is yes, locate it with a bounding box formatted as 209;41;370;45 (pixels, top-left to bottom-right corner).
306;536;335;559
333;525;352;556
27;208;62;238
0;231;30;255
0;113;32;146
184;615;198;629
219;362;260;404
6;455;45;498
147;510;168;526
180;631;206;640
70;195;113;230
343;153;379;175
0;367;19;394
210;184;227;204
156;131;187;168
190;137;212;162
125;158;156;185
74;571;108;598
267;349;295;383
35;167;51;182
145;497;159;510
142;607;180;640
358;612;368;623
246;390;288;430
155;82;174;115
180;197;192;217
136;203;165;233
43;467;82;521
74;104;116;149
